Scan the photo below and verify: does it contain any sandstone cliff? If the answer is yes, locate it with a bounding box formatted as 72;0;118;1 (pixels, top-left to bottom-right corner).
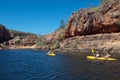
39;0;120;53
43;27;65;44
0;26;37;49
58;33;120;53
39;27;65;49
0;24;11;43
65;0;120;38
37;0;120;52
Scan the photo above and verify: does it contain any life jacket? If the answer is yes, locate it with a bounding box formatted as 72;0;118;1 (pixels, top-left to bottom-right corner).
91;49;94;54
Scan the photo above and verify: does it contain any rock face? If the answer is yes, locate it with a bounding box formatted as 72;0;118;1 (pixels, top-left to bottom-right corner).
0;26;37;49
0;24;11;43
58;33;120;54
9;30;37;45
38;27;65;50
43;27;65;45
65;0;120;38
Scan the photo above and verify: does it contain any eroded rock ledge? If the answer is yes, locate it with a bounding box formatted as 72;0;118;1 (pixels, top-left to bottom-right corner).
65;0;120;38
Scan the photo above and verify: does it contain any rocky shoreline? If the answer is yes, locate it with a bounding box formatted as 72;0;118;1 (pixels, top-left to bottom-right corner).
63;33;120;53
36;32;120;55
1;32;120;55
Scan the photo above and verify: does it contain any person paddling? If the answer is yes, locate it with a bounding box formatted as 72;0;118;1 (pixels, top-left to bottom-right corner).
91;48;100;58
95;51;100;58
48;47;55;54
91;48;95;55
103;48;112;59
47;47;52;54
104;52;110;59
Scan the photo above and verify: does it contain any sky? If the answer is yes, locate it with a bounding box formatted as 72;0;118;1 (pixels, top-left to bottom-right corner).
0;0;101;34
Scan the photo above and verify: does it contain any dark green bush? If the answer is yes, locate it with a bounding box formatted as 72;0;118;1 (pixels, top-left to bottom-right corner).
115;22;120;26
37;36;44;46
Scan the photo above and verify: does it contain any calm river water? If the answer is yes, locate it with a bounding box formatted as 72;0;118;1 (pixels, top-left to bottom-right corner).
0;49;120;80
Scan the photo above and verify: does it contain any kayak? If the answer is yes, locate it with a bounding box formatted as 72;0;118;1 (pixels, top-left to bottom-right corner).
87;56;117;61
47;52;55;56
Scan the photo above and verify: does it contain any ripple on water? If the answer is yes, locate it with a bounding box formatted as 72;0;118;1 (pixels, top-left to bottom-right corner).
0;49;120;80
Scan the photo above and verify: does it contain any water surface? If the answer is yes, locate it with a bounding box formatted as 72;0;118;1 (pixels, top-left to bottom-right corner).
0;49;120;80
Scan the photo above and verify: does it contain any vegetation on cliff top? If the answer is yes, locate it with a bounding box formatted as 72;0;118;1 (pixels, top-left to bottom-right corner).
9;29;36;39
36;20;66;49
37;35;44;46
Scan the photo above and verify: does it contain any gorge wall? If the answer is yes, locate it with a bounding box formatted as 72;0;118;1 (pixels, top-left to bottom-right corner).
0;24;11;43
65;0;120;38
0;25;37;49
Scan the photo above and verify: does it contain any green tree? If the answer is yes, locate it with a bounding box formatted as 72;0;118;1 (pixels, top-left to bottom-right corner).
115;22;120;26
37;36;44;46
59;20;65;29
100;0;109;4
57;33;64;41
15;40;20;45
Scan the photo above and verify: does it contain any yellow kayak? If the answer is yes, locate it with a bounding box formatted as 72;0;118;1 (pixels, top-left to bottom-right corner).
47;52;55;56
87;56;117;61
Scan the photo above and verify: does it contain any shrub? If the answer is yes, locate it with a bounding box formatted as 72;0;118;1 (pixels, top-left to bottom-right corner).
58;20;66;30
115;22;120;26
57;33;64;41
37;36;44;46
100;0;109;4
15;40;20;45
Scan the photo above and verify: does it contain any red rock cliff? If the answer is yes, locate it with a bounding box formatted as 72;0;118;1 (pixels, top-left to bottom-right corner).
65;0;120;38
0;24;11;43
